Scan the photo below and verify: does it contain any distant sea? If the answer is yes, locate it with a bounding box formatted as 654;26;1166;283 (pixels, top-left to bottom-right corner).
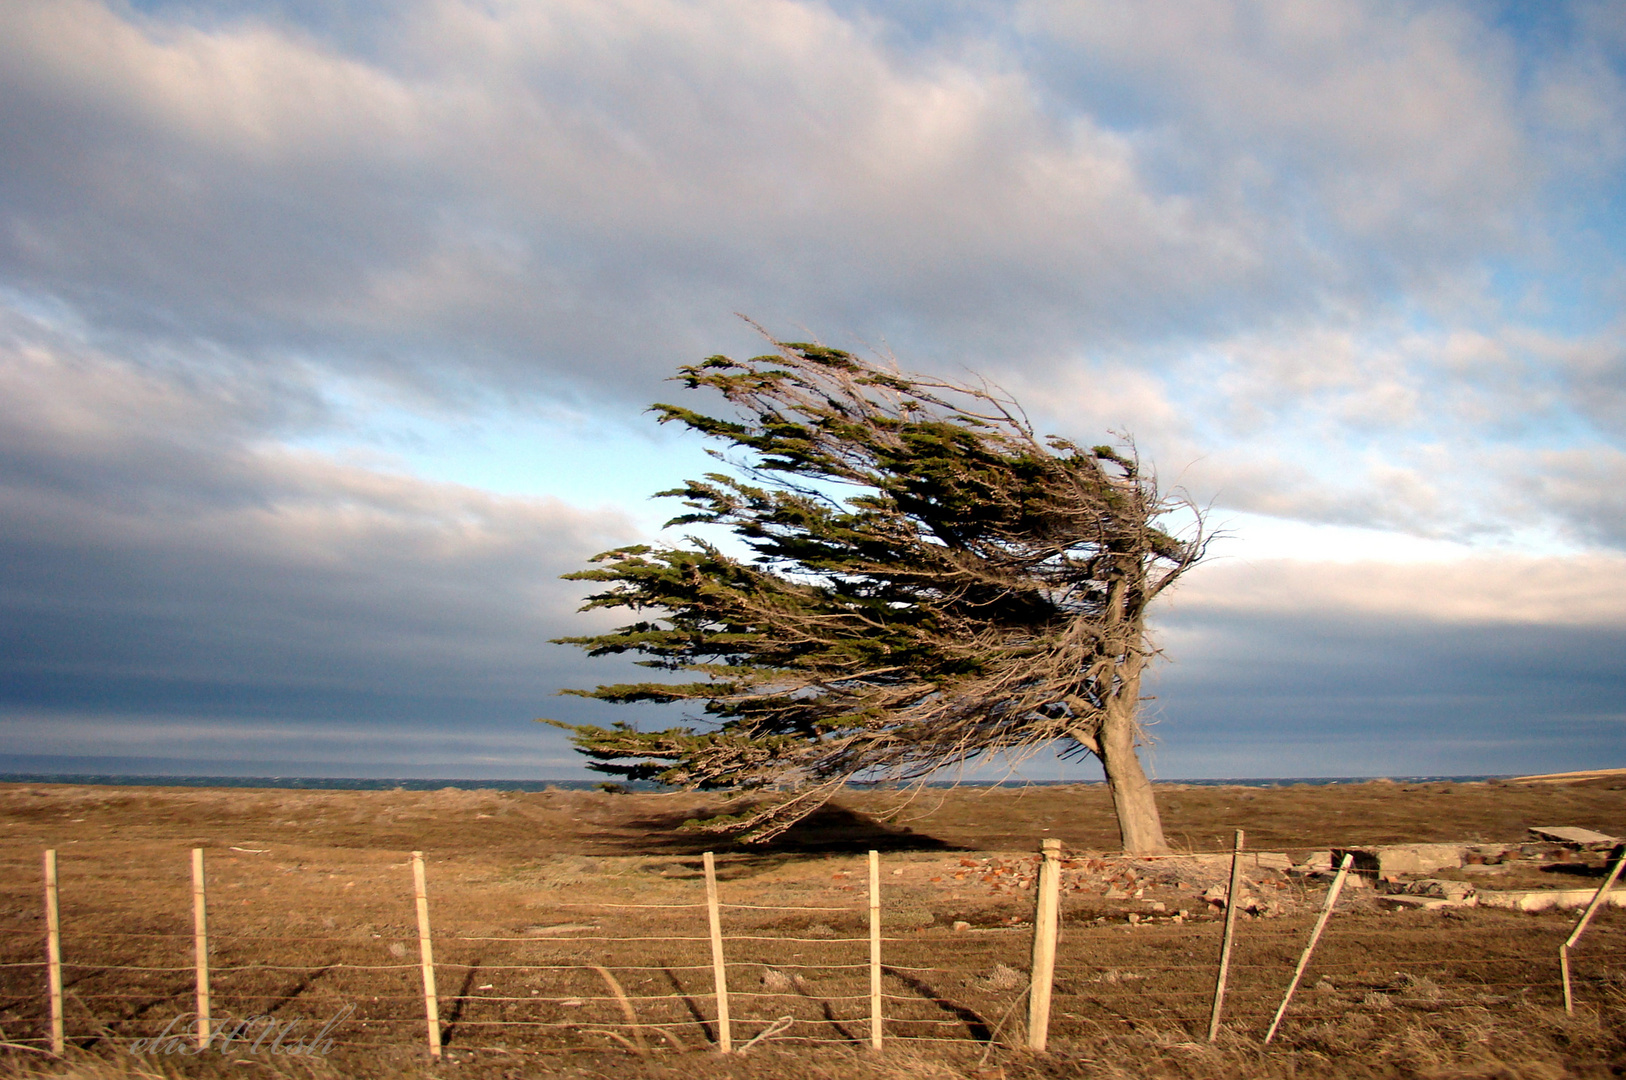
0;773;1504;792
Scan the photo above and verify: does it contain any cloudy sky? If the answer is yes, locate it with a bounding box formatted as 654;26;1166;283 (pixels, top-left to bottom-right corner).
1;0;1623;781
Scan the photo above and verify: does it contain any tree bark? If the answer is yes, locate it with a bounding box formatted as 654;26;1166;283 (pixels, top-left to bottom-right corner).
1097;662;1169;854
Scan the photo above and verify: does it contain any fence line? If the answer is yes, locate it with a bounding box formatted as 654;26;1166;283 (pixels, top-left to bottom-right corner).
5;842;1620;1061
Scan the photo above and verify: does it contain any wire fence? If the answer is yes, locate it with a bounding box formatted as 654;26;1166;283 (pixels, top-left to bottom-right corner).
0;842;1620;1060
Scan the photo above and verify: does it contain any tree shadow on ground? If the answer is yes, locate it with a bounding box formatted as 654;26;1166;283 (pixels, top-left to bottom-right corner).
611;799;963;857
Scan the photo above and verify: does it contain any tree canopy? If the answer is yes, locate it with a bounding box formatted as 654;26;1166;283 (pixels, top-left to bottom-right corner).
548;339;1206;851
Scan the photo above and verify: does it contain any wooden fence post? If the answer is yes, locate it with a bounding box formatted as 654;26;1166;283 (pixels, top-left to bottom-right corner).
411;852;442;1058
1026;838;1063;1051
1264;852;1354;1045
868;850;882;1050
1561;842;1626;1014
703;852;732;1053
191;848;210;1049
1207;829;1245;1042
43;850;63;1056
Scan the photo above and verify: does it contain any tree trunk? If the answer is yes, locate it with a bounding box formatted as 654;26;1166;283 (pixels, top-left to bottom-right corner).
1097;663;1169;854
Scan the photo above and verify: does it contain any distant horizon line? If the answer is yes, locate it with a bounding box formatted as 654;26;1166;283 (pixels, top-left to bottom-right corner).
0;771;1514;791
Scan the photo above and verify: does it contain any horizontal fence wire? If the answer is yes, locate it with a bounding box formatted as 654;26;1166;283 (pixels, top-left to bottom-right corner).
441;935;711;943
549;901;706;909
718;904;856;912
718;936;870;944
60;964;195;973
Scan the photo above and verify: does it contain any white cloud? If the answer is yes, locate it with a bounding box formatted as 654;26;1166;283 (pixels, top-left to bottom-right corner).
1021;0;1533;262
0;0;1367;388
1166;551;1626;627
0;0;422;156
991;306;1626;547
1531;446;1626;547
0;306;640;696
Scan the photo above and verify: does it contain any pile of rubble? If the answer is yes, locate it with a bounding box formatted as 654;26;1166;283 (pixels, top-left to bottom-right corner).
934;826;1622;922
939;851;1305;921
1327;826;1625;912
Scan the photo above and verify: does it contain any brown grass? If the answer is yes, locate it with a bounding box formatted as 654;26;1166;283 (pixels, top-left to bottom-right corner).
0;778;1623;1078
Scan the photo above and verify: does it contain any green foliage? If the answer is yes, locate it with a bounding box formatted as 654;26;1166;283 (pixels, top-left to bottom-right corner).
545;339;1204;841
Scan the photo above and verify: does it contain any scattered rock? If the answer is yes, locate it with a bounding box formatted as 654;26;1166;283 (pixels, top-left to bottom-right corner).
1407;879;1476;902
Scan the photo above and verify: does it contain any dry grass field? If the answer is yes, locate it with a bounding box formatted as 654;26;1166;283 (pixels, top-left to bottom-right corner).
0;777;1623;1079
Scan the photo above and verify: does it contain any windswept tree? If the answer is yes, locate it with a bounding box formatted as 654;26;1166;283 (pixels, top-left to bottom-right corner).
549;340;1205;853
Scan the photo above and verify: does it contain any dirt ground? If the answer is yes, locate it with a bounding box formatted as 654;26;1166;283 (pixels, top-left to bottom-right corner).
0;777;1623;1079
